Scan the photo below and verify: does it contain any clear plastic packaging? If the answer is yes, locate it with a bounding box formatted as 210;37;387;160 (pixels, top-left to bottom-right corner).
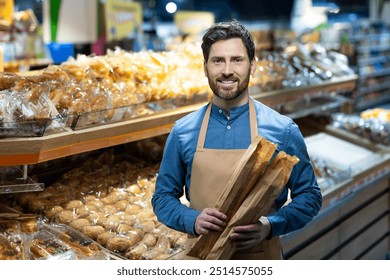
0;213;121;260
69;93;209;130
0;166;44;194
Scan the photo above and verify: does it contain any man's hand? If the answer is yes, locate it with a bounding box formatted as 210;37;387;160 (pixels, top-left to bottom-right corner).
229;216;271;250
195;208;227;235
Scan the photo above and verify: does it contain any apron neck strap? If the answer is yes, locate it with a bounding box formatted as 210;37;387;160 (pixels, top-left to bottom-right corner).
197;98;258;149
249;98;258;140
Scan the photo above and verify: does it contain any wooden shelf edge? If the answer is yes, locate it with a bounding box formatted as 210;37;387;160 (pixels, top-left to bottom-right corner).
0;103;206;166
250;75;358;107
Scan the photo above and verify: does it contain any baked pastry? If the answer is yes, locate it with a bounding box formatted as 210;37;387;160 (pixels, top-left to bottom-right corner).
82;225;105;240
138;220;156;233
69;218;90;231
140;236;170;260
55;210;78;224
0;234;24;260
63;200;84;210
125;243;148;260
116;223;133;235
100;215;121;230
124;204;142;215
106;235;138;253
97;231;116;246
45;205;64;220
76;205;99;218
0;72;21;90
140;232;157;247
114;200;129;211
29;232;70;259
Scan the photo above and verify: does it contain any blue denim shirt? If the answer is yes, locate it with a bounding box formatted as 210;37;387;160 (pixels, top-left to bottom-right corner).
152;97;322;237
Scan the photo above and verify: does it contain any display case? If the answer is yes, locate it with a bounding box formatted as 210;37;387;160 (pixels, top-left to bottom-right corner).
280;115;390;260
348;21;390;111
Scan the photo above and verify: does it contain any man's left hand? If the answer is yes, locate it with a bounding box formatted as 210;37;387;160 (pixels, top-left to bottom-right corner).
229;216;271;250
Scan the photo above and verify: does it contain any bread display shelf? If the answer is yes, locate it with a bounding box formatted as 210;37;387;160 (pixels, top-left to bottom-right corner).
299;117;390;154
4;58;53;72
250;74;358;107
322;125;390;153
0;75;358;166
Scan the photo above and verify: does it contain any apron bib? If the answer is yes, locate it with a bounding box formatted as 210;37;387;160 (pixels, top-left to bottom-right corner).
184;99;282;260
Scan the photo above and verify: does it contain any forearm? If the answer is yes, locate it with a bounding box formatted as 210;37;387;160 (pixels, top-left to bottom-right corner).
266;189;322;237
152;194;199;235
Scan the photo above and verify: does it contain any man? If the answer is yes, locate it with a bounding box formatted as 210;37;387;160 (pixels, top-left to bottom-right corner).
151;20;322;259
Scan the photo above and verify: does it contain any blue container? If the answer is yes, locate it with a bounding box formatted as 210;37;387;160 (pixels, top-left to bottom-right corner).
46;43;75;64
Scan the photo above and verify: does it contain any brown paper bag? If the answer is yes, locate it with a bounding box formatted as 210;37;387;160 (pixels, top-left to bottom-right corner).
186;135;277;259
206;151;299;259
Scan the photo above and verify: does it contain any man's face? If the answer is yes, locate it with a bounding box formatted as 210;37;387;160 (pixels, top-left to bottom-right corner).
204;38;256;101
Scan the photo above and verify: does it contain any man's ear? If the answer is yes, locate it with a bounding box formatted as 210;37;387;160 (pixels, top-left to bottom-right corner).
204;61;208;77
250;59;256;76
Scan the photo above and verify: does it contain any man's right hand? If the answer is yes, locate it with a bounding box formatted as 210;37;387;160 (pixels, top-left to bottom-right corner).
195;208;227;235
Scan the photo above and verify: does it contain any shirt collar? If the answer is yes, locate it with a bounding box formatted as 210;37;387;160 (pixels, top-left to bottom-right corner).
211;101;249;121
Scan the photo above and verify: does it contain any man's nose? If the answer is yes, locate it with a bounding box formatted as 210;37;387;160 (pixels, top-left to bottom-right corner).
222;62;233;75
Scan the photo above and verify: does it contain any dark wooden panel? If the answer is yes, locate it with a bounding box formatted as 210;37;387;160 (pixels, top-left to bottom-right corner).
339;195;388;243
339;216;388;259
359;237;389;260
282;177;389;260
286;228;339;260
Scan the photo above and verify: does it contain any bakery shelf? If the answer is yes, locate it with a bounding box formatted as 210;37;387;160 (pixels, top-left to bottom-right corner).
357;44;390;53
358;67;390;79
356;93;390;112
358;55;390;66
298;117;390;154
275;94;350;120
3;58;53;72
0;75;358;166
358;80;390;95
0;103;205;166
349;32;390;42
250;74;358;108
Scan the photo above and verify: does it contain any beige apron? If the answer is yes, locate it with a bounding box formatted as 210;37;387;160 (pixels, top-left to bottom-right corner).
184;99;282;260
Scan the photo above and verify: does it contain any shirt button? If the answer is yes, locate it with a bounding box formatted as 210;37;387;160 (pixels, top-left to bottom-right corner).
227;125;231;130
219;109;222;113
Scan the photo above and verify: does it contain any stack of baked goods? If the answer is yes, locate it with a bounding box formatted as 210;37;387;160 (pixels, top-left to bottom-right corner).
13;152;187;260
0;213;112;260
0;43;211;134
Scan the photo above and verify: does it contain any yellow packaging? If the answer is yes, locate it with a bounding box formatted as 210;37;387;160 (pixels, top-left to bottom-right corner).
0;0;14;24
0;46;4;72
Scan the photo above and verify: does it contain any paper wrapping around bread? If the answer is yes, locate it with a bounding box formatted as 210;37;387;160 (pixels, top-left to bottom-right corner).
186;136;299;259
207;151;299;260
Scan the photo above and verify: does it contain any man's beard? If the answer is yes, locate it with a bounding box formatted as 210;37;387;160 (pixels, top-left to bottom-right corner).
209;74;250;101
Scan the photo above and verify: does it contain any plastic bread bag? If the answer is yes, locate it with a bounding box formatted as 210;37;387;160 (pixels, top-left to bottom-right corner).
25;229;73;260
140;235;171;260
0;232;25;260
47;223;110;260
0;89;23;123
0;72;21;91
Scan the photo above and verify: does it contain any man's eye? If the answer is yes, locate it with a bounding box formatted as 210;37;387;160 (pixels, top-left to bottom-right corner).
213;59;222;64
234;58;243;63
